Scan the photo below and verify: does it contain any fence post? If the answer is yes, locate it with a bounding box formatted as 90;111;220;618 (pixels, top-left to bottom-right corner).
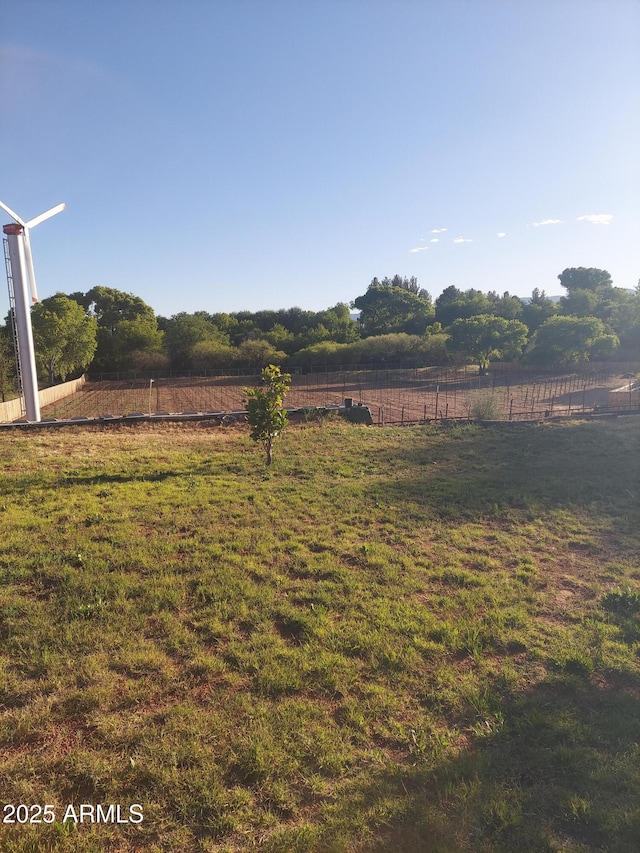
509;398;513;421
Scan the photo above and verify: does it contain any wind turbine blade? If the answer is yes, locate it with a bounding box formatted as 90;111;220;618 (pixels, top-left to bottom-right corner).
0;200;26;227
23;233;40;302
25;203;66;229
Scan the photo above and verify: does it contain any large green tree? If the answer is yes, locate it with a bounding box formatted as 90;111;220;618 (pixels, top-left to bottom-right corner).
31;295;98;385
446;314;528;374
162;312;231;369
110;316;165;371
526;315;619;366
352;278;434;336
70;286;160;373
435;288;492;327
486;291;523;321
558;267;613;294
521;288;558;333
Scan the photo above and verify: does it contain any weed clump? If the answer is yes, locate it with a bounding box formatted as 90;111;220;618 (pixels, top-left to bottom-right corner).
466;390;502;421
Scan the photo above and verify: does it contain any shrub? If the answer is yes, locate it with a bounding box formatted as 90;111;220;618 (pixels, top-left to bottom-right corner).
467;391;502;421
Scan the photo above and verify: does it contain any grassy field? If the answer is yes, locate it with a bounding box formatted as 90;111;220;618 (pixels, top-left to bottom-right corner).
0;416;638;852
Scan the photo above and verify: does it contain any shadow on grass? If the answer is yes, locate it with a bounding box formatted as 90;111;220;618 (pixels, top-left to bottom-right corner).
334;674;640;853
0;461;237;496
372;419;639;522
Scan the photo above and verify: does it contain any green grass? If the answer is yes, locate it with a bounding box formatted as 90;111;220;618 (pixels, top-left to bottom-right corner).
0;417;638;852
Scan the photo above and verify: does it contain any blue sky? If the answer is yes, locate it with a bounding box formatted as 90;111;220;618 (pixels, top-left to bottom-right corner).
1;0;638;319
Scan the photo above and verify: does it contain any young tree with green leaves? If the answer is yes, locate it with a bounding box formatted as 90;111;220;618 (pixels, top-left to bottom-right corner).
244;364;291;466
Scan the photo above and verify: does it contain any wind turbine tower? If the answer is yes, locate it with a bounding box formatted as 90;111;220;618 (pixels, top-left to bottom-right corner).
1;200;65;422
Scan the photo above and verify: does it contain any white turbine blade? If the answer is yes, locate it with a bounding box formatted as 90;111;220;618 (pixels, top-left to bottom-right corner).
23;232;40;302
0;199;26;227
25;203;66;229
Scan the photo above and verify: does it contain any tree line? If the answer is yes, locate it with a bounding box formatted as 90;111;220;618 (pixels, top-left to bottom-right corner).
0;268;638;396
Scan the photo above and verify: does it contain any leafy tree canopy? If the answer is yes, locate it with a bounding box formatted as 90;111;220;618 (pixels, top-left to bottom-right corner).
558;267;612;294
109;316;164;371
435;288;492;327
485;291;523;321
31;294;98;385
371;275;431;300
521;288;558;333
526;315;619;366
79;286;157;334
162;312;231;369
352;277;434;336
446;314;528;374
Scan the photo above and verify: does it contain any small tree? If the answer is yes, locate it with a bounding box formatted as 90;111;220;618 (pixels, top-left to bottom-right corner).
244;364;291;466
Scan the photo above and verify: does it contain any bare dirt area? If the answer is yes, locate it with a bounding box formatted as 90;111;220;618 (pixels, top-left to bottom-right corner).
37;364;638;424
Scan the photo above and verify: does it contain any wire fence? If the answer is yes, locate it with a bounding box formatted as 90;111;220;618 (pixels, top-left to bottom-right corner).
40;363;639;424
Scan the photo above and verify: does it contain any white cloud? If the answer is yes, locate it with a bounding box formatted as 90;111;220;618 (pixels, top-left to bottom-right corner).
409;246;429;253
430;238;440;243
497;232;506;238
532;219;562;227
577;214;613;225
453;236;472;243
431;228;447;233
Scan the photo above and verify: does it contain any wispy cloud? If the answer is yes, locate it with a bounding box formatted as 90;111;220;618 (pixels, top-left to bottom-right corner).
0;45;111;105
453;236;472;243
430;238;440;243
577;214;613;225
497;232;506;238
409;246;429;253
532;219;562;227
431;228;447;234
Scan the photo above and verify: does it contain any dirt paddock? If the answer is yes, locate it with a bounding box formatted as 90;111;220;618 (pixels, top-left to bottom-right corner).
35;365;637;425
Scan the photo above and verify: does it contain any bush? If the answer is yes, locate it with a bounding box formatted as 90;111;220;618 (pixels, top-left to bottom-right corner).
289;333;451;369
191;340;239;370
466;391;502;421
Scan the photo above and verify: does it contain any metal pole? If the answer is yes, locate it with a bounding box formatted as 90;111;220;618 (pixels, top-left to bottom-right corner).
3;229;40;421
